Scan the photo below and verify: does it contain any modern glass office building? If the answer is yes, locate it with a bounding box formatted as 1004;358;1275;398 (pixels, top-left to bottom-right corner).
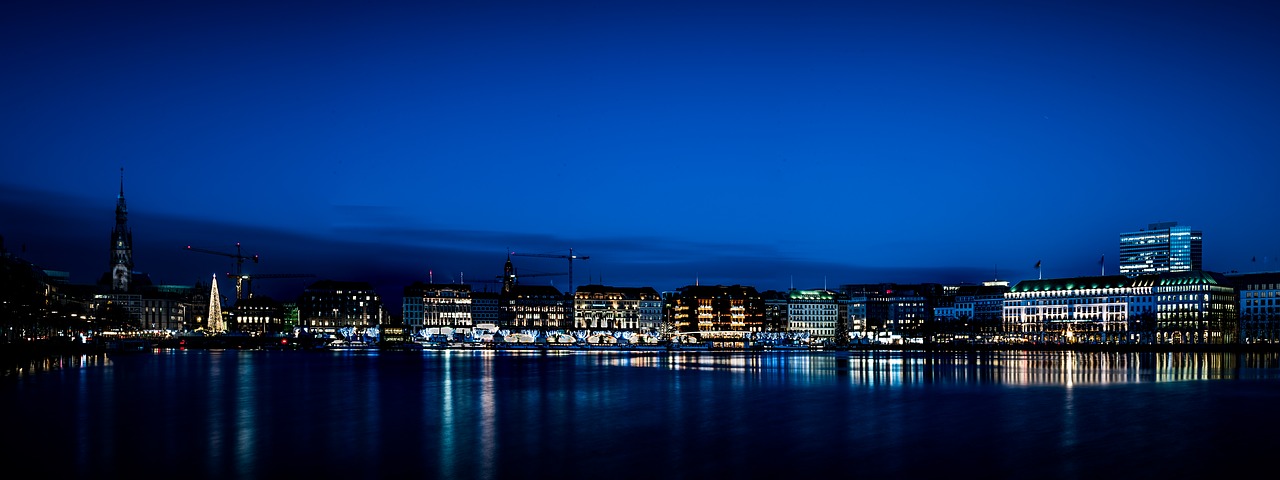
1119;222;1202;276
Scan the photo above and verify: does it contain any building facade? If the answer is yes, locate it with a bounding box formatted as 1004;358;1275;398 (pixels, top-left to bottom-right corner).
1004;271;1235;345
1004;275;1155;344
840;283;940;338
501;285;567;329
573;285;663;331
1227;272;1280;344
668;284;765;336
403;282;473;330
471;292;501;327
230;296;285;333
1154;270;1237;344
1120;222;1203;276
785;289;841;340
298;280;386;332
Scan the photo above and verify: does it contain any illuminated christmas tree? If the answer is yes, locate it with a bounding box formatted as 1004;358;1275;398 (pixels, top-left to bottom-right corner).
208;274;224;333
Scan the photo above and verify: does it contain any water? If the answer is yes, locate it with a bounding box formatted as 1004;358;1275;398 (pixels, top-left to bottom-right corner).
4;350;1280;479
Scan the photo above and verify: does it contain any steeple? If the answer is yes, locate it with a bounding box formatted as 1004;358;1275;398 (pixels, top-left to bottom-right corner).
109;167;134;292
502;253;516;295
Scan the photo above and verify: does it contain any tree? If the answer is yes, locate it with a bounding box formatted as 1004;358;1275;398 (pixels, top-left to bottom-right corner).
833;317;850;349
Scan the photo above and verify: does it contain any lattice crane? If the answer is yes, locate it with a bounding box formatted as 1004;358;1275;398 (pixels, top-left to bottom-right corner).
226;273;317;299
509;248;589;295
185;243;259;299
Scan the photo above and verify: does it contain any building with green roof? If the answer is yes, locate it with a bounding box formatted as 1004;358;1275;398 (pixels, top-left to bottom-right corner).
1004;270;1239;344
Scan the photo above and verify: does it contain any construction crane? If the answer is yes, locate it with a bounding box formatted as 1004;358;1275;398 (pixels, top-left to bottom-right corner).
226;273;316;299
186;243;259;299
510;248;588;295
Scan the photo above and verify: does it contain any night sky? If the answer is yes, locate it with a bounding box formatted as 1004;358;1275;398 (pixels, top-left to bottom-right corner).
4;0;1279;313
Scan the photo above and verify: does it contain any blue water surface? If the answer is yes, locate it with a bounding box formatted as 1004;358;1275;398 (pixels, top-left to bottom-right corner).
4;350;1280;480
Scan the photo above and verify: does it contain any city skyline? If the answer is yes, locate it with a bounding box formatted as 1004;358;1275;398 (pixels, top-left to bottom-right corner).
5;178;1280;316
4;1;1280;310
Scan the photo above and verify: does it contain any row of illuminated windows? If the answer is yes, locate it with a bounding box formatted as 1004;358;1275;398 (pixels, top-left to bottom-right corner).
1243;290;1279;297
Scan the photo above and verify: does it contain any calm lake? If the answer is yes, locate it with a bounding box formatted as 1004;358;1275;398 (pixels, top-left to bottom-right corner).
4;350;1280;479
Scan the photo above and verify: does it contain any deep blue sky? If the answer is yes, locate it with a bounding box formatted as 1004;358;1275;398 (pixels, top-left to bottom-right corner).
4;0;1279;312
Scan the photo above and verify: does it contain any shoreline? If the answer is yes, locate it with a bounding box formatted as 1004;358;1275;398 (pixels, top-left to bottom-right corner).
6;338;1280;359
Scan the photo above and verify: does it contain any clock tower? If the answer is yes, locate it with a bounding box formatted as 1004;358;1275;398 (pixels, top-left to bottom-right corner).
110;168;133;292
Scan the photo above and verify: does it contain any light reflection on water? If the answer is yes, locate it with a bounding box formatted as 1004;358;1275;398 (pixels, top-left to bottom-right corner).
4;350;1280;480
598;350;1280;386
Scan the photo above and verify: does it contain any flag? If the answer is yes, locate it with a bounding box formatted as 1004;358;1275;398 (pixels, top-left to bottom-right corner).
1034;260;1041;269
1099;255;1105;266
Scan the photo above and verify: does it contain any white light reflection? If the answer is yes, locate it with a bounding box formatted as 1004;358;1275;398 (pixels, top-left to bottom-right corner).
234;354;258;478
207;350;226;478
480;352;496;480
590;351;1278;387
438;351;455;479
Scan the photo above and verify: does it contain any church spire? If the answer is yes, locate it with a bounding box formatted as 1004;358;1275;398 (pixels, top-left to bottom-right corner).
502;253;516;295
109;168;134;292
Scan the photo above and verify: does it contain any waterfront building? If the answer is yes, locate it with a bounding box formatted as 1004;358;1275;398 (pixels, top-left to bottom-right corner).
1226;272;1280;344
471;291;501;326
1120;222;1203;276
230;295;285;333
1154;270;1237;344
845;294;867;337
785;289;841;340
1003;275;1155;344
935;283;1009;342
1004;271;1235;344
839;283;940;338
761;290;789;332
403;282;473;330
502;284;567;329
668;285;764;347
298;280;386;333
90;292;144;328
138;285;200;332
573;284;663;331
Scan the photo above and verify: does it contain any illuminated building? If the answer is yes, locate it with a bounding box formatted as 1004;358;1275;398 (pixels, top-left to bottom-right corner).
230;295;284;333
761;290;789;332
668;284;765;335
573;284;662;331
785;289;840;340
839;283;940;337
1226;272;1280;343
138;285;200;332
1120;222;1202;276
501;284;567;329
1003;275;1153;344
1154;270;1237;344
298;280;386;332
1004;271;1236;344
935;283;1010;341
403;282;473;330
